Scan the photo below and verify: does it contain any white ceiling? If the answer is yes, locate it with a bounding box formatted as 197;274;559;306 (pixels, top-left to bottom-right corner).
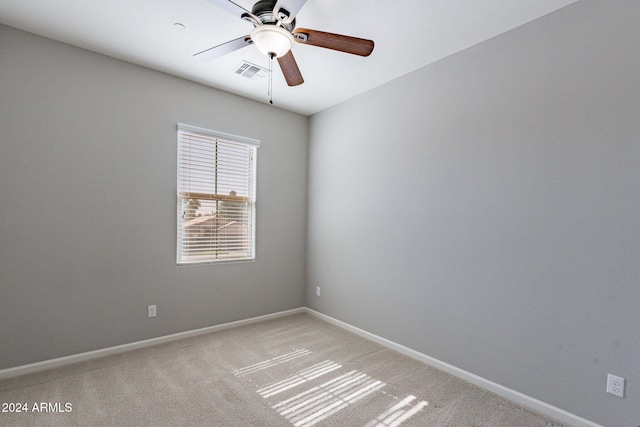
0;0;578;116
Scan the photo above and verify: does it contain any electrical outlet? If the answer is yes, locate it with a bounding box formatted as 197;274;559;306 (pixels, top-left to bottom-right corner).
316;286;321;297
148;305;157;318
606;374;624;398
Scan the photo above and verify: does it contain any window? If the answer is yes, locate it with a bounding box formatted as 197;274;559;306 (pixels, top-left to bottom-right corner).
177;124;259;265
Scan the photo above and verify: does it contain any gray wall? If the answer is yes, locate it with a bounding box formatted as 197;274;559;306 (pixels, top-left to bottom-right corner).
306;1;639;426
0;25;308;369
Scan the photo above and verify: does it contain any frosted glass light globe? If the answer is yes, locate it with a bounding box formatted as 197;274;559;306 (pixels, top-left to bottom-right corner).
250;25;294;58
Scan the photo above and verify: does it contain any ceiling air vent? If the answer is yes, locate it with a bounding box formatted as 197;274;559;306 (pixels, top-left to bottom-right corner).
232;61;267;80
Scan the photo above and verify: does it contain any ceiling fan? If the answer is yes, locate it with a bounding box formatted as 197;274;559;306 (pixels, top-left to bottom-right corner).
195;0;375;87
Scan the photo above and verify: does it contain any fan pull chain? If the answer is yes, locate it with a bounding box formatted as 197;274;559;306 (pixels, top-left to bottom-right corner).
268;54;274;105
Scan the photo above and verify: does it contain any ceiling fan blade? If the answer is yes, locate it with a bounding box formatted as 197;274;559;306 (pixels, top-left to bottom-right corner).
194;35;253;61
277;50;304;86
273;0;308;23
293;28;374;57
206;0;249;17
206;0;260;24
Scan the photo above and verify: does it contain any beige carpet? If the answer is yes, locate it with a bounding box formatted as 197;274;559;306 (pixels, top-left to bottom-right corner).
0;313;565;426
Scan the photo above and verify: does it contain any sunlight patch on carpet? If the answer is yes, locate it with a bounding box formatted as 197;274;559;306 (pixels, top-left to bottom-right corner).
258;360;342;398
232;348;311;376
232;347;428;427
365;395;429;427
273;370;386;427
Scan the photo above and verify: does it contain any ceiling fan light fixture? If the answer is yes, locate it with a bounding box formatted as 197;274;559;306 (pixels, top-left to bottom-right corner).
250;25;294;58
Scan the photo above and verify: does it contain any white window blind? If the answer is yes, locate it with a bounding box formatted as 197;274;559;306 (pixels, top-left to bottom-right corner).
177;124;259;265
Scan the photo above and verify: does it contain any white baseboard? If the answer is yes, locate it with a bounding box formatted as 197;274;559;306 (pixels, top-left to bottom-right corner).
0;307;305;380
304;308;602;427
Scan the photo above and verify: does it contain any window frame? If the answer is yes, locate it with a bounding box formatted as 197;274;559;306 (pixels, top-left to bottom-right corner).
176;123;259;265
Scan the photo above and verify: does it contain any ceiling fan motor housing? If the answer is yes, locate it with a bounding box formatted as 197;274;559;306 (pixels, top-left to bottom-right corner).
252;0;296;30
